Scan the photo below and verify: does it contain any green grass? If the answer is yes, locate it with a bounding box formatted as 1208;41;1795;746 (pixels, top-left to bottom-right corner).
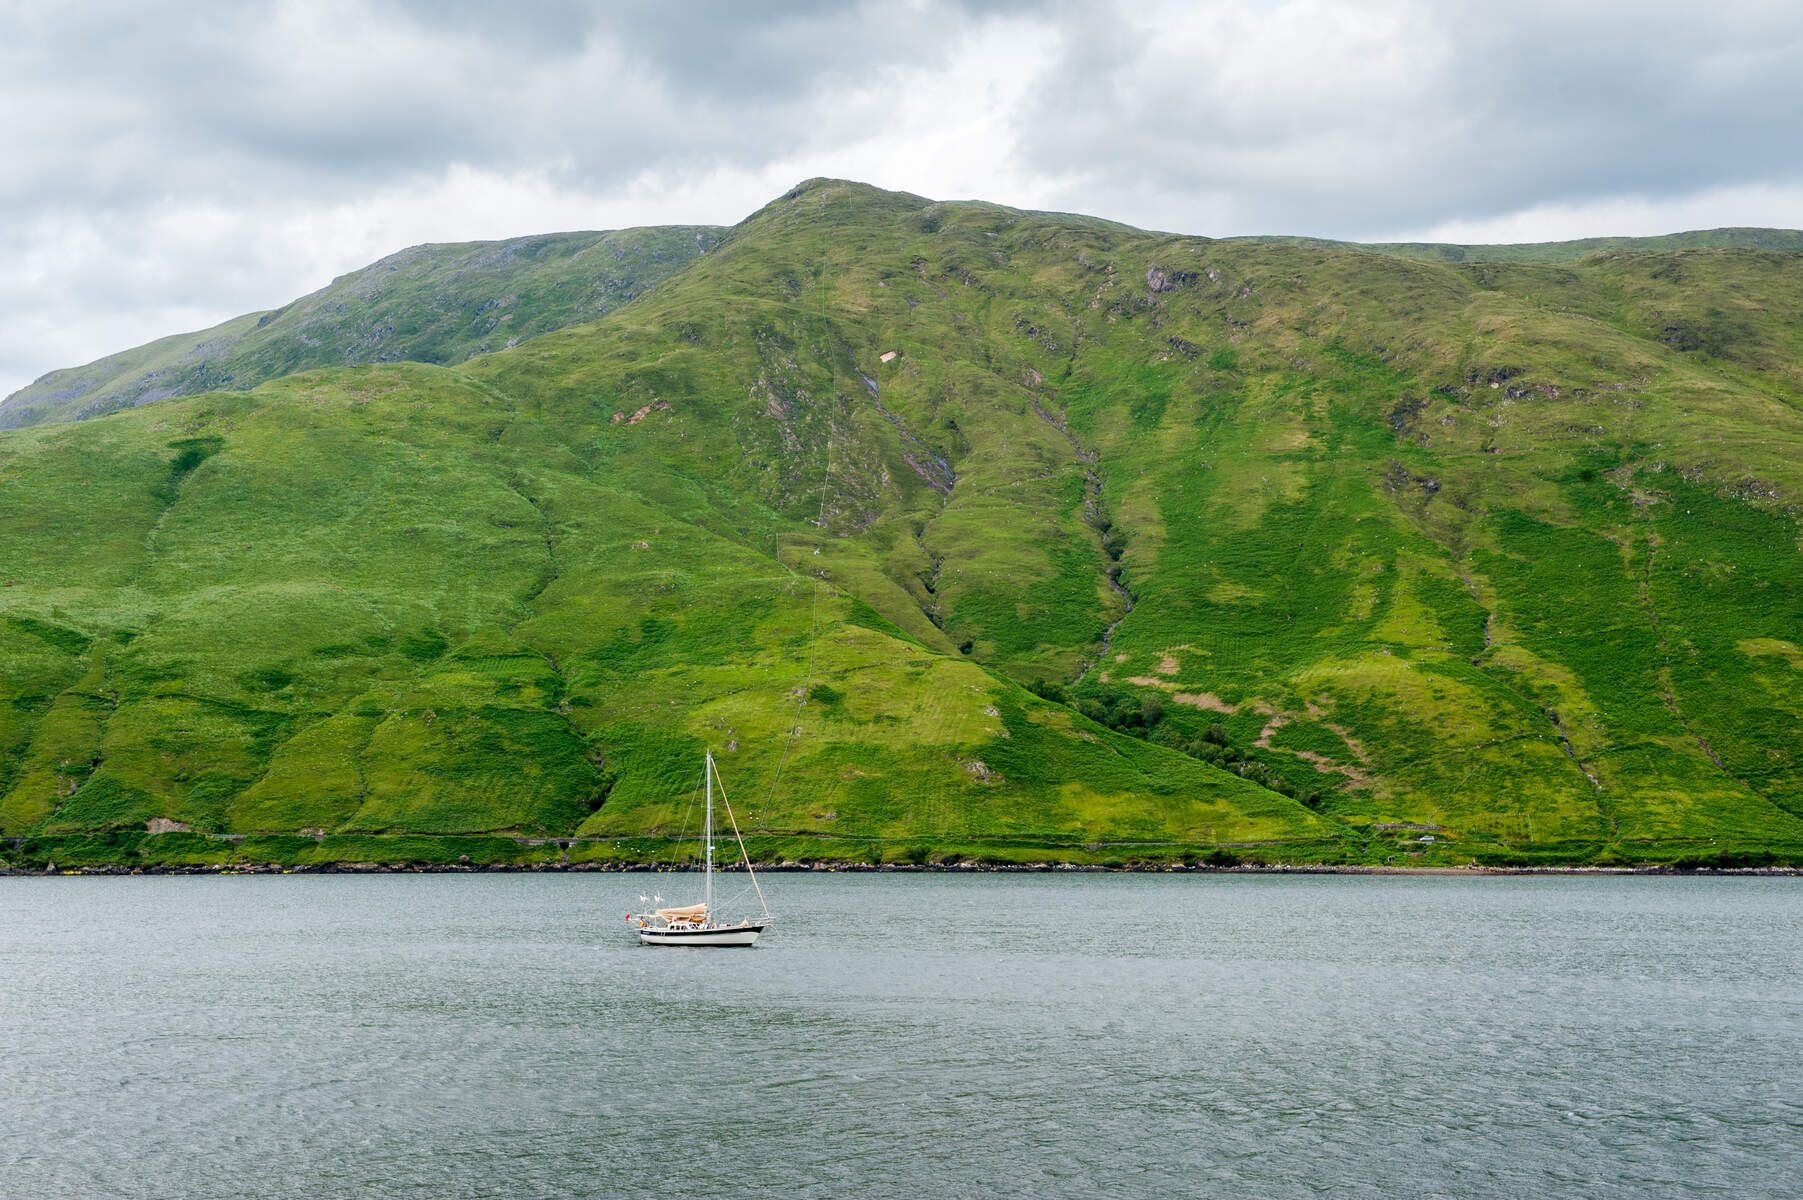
1;179;1801;866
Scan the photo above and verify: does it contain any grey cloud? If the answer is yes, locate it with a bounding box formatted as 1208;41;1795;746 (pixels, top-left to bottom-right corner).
1015;0;1803;237
10;0;1800;237
2;0;1008;212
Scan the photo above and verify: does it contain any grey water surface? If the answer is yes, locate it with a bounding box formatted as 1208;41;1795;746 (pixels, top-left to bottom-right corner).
2;873;1799;1198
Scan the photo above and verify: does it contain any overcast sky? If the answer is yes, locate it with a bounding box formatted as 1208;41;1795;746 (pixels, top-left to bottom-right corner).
5;0;1802;398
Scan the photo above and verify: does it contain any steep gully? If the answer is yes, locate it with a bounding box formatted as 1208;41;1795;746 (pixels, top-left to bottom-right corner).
1030;398;1134;684
859;372;954;496
857;371;957;632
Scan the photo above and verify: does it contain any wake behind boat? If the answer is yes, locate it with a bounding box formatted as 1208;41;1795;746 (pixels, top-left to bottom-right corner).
629;750;771;947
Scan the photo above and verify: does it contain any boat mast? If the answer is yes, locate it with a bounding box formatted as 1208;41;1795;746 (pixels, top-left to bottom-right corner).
709;753;772;921
703;750;713;917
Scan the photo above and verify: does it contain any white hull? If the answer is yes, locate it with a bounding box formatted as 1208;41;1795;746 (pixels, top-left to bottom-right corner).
639;924;764;947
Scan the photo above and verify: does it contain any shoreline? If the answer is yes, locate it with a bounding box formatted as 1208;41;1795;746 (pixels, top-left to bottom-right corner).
4;861;1799;878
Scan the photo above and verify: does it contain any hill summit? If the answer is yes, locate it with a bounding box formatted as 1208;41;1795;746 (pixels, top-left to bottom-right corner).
2;179;1801;871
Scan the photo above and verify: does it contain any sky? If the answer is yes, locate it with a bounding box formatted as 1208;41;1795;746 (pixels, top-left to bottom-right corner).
4;0;1802;399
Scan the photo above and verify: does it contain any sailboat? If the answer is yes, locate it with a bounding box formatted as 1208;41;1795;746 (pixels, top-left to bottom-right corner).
630;750;772;947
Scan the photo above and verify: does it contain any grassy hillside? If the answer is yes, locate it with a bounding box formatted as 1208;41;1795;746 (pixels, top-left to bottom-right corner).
0;226;722;429
2;180;1800;870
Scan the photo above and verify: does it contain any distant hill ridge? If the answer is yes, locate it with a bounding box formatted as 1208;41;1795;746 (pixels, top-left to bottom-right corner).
1235;226;1803;263
5;207;1797;429
0;225;723;428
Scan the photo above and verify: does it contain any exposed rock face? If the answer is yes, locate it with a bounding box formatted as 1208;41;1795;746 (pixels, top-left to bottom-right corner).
1145;266;1197;293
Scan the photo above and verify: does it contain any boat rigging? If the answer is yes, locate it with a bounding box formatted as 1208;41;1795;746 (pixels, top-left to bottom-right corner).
628;750;771;947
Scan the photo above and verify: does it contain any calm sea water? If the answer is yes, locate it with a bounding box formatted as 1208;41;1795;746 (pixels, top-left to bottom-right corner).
2;872;1799;1198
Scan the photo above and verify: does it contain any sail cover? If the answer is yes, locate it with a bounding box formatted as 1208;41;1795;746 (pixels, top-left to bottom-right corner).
656;904;708;922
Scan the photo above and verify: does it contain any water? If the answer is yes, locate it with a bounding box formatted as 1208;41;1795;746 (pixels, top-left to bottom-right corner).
2;873;1799;1198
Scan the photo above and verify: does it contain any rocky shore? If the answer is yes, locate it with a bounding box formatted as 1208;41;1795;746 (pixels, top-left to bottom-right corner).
5;861;1798;877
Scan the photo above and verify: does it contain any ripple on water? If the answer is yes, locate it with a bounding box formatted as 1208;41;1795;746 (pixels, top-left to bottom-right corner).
2;873;1800;1198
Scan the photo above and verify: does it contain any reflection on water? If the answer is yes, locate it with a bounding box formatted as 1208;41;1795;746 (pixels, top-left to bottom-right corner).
2;873;1799;1198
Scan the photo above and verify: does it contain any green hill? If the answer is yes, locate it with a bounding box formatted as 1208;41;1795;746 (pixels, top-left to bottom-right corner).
0;225;723;429
3;179;1801;872
15;215;1797;434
